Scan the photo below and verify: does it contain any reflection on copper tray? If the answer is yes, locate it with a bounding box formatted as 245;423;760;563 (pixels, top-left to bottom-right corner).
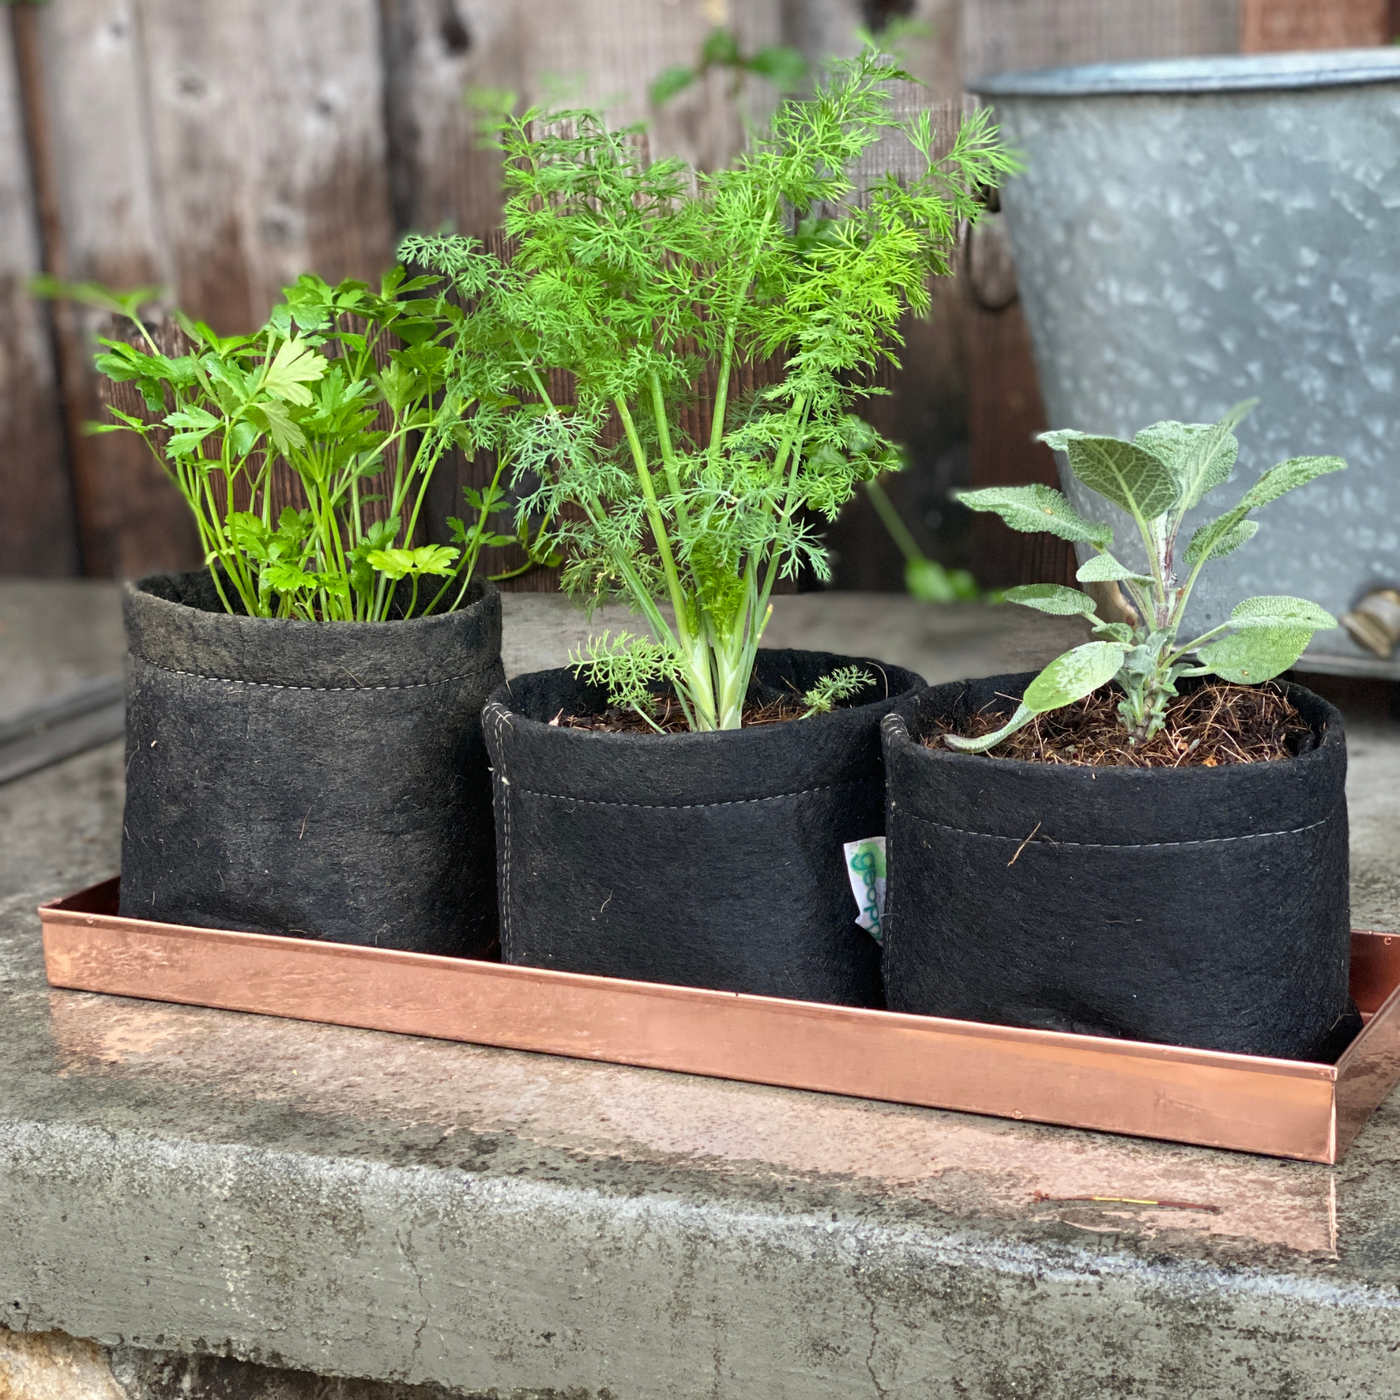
39;878;1400;1164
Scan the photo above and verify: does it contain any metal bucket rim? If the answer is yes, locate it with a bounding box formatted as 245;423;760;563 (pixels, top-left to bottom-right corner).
971;47;1400;99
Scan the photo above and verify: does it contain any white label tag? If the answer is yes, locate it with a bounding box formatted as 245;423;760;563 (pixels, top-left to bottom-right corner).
843;836;887;943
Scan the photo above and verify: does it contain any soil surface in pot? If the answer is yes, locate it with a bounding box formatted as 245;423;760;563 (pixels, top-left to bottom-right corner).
556;693;812;733
927;680;1311;768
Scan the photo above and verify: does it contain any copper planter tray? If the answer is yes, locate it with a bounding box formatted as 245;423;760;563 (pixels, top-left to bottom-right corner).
39;877;1400;1163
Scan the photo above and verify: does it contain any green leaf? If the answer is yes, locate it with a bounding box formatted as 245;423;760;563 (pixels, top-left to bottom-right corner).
366;544;459;580
904;557;978;602
175;311;253;356
953;484;1113;549
255;400;305;455
261;337;327;406
941;642;1125;753
162;405;220;457
801;665;873;717
1183;516;1257;566
746;45;808;89
228;419;261;458
97;407;148;432
1196;627;1314;683
1238;455;1347;511
1047;434;1179;522
701;27;741;65
1075;553;1153;587
650;65;696;105
1228;595;1337;630
378;359;419;415
1021;641;1127;712
227;511;272;558
1134;399;1256;513
31;274;164;323
941;703;1038;754
1004;584;1098;618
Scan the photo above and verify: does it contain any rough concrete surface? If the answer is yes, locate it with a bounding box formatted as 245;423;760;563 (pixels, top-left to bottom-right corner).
4;586;1400;1399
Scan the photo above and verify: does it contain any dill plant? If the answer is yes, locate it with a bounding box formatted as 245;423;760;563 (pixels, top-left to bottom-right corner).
412;48;1015;730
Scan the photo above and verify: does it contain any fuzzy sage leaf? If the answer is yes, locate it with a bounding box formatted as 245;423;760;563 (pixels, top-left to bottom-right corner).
953;483;1113;549
1002;584;1099;618
1075;553;1153;587
1040;433;1179;523
943;642;1126;753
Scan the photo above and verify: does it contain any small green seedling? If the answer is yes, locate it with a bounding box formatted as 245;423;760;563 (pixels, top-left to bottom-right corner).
799;666;874;719
950;400;1344;751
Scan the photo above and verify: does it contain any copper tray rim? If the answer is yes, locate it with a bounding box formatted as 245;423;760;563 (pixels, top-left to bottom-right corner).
38;877;1400;1164
41;875;1372;1081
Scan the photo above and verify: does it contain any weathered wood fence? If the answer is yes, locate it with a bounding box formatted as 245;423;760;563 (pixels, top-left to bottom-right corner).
0;0;1390;585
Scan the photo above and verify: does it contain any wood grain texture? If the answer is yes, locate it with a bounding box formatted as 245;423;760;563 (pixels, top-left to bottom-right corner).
381;0;785;254
1241;0;1388;51
138;0;396;333
966;294;1075;589
963;0;1239;81
22;0;196;579
0;14;75;577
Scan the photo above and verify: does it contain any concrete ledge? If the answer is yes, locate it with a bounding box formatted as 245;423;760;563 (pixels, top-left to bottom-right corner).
6;588;1400;1398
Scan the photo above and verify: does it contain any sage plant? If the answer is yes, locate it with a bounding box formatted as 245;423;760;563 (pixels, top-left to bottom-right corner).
951;402;1344;751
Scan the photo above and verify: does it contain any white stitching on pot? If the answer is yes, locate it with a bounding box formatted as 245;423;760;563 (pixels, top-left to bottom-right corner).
487;704;512;952
902;812;1328;850
515;777;863;810
129;652;496;691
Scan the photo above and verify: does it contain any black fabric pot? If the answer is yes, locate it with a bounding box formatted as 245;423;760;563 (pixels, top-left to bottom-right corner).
482;649;924;1006
120;569;504;955
882;673;1359;1061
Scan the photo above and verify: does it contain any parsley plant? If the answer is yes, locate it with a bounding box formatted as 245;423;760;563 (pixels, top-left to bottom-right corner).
66;269;523;621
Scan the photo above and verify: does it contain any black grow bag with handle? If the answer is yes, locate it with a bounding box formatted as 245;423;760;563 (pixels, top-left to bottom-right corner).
482;649;924;1007
120;569;505;955
881;672;1359;1061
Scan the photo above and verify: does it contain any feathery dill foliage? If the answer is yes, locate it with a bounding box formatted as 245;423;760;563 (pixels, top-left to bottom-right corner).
411;48;1016;730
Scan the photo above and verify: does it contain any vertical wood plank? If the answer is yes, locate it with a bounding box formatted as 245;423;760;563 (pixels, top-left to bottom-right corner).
1241;0;1388;50
35;0;171;292
378;0;500;241
137;0;397;333
0;13;76;576
963;0;1240;81
23;0;197;578
385;0;784;250
966;297;1073;588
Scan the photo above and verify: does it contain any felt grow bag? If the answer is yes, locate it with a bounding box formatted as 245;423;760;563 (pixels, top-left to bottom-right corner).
881;672;1359;1061
482;649;924;1006
120;570;505;955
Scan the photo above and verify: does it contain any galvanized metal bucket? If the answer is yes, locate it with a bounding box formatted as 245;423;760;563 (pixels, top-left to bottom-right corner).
973;50;1400;675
